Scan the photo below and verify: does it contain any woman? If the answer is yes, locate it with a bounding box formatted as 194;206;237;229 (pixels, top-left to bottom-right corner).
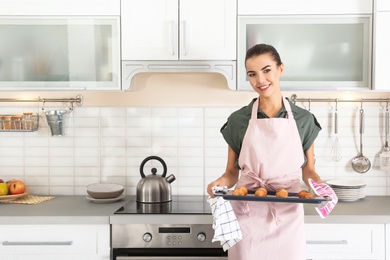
207;44;336;260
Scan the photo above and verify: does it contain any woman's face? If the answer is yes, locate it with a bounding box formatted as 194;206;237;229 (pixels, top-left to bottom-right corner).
245;53;284;97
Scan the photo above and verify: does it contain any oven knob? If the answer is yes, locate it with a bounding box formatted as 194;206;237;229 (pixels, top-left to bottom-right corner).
197;232;206;242
143;232;152;242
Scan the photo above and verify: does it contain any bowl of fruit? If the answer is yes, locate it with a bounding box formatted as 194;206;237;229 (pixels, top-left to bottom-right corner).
0;179;28;201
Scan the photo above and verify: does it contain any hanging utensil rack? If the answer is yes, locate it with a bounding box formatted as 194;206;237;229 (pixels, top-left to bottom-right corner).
0;95;83;132
290;94;388;104
0;94;83;107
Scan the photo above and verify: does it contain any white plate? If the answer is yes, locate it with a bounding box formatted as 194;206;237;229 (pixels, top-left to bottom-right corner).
327;179;366;188
86;193;125;204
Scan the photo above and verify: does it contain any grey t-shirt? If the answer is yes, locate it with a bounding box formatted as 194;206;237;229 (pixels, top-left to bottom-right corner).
220;98;322;157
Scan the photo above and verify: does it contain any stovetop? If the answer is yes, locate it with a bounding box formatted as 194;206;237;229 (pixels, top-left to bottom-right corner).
114;195;211;214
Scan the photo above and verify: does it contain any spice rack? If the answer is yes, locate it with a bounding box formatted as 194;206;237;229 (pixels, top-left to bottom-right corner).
0;113;39;132
0;95;82;133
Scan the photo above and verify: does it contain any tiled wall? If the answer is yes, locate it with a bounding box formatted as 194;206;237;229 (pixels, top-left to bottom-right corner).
1;103;389;196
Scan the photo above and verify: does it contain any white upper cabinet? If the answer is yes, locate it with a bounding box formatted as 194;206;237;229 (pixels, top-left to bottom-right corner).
377;0;390;11
373;12;390;90
121;0;236;60
239;0;372;15
0;0;121;90
0;0;120;15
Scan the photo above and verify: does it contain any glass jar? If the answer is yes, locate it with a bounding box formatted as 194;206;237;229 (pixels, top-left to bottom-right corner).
3;116;13;130
22;112;33;130
12;115;22;130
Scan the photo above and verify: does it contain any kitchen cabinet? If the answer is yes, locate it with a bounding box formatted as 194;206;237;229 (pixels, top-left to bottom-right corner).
237;0;373;91
238;0;372;15
0;0;121;90
387;225;390;260
373;11;390;90
0;0;120;15
377;0;390;11
121;0;236;60
0;224;110;260
305;224;385;260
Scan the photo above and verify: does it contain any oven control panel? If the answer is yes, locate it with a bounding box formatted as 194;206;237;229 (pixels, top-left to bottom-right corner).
112;224;219;248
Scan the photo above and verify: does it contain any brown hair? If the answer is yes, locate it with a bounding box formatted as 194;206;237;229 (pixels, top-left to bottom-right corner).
245;44;283;67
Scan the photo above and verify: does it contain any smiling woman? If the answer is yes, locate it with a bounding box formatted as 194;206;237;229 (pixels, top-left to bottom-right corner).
207;43;337;260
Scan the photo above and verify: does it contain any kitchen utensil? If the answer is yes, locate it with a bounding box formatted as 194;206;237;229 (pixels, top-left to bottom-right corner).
86;183;124;199
136;156;176;203
331;101;342;162
45;109;68;136
380;103;390;170
351;103;371;173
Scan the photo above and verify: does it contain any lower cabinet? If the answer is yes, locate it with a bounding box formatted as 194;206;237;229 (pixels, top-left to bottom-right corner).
305;224;385;260
0;224;110;260
387;225;390;260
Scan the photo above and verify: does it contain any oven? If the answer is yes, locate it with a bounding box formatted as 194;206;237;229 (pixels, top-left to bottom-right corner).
111;196;227;260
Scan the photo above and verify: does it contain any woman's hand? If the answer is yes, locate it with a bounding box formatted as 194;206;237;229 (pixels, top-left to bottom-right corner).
207;174;238;197
207;146;239;197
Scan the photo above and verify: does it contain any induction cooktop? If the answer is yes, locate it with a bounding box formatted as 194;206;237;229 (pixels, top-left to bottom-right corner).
114;195;212;214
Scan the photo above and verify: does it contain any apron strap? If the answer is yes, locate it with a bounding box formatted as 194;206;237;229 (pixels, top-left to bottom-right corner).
251;97;294;120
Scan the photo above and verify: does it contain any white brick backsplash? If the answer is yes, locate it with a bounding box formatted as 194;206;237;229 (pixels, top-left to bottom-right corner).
1;104;390;197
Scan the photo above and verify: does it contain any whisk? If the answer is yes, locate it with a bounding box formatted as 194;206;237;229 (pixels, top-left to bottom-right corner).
331;100;342;162
380;102;390;170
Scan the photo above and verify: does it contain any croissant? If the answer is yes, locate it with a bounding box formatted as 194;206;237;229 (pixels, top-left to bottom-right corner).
298;190;313;199
276;188;288;198
232;186;248;196
254;187;268;197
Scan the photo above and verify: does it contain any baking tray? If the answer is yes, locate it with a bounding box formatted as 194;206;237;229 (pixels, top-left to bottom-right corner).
213;190;329;204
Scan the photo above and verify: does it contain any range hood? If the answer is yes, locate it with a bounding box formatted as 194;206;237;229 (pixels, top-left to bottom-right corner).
122;60;236;90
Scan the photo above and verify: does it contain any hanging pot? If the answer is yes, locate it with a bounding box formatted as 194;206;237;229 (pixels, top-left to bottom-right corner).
136;156;176;203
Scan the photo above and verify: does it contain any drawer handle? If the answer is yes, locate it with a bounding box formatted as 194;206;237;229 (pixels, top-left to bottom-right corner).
307;240;348;245
2;241;73;246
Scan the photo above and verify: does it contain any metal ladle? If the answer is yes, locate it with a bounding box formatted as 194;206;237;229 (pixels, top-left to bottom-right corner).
351;101;371;173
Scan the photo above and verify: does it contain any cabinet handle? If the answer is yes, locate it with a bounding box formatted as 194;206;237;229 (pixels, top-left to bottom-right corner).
306;240;348;245
169;20;175;56
182;20;187;56
2;241;73;246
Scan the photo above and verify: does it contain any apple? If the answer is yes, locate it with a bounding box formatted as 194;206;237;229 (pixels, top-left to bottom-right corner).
9;180;26;195
0;183;8;196
6;179;17;190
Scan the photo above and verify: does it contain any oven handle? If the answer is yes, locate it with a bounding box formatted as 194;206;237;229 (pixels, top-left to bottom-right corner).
116;256;227;260
2;241;73;246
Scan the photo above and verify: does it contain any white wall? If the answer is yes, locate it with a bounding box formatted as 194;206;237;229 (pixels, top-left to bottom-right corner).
1;73;390;196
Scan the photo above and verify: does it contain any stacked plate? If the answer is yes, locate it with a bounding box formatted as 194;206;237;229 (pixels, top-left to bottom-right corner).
326;179;366;202
86;183;125;204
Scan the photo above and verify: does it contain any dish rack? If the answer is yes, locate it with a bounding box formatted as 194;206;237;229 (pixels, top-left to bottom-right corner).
0;113;39;132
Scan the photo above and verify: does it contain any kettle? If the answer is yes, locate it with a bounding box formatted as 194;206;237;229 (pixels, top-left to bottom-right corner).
136;156;176;203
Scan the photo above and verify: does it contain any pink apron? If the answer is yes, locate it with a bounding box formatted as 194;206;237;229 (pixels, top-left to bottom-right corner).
229;98;306;260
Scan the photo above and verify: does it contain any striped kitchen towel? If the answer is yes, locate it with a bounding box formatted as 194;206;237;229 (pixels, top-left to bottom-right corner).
0;194;55;204
208;196;242;251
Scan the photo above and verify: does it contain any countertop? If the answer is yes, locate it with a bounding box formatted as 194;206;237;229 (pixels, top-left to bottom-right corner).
1;196;390;225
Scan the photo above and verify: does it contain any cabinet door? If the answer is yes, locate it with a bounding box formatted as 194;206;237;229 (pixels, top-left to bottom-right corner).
0;0;120;15
0;224;110;260
373;12;390;90
121;0;178;60
387;225;390;260
377;0;390;11
0;17;120;90
121;0;236;61
179;0;236;60
238;0;372;15
305;224;385;260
